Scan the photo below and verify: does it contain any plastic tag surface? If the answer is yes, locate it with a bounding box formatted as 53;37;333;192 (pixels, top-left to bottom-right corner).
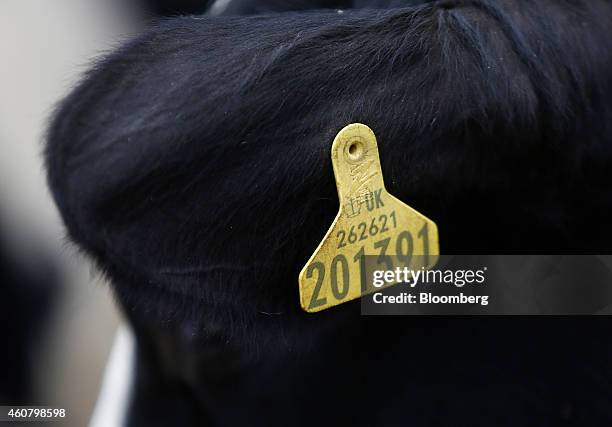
299;123;439;312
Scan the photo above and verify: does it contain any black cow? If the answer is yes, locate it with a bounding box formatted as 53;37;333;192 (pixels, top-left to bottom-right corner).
47;0;612;425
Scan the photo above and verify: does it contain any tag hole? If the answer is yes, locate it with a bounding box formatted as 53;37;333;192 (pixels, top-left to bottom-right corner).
347;141;364;161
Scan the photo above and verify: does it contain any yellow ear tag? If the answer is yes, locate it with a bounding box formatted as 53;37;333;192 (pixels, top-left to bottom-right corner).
299;123;439;312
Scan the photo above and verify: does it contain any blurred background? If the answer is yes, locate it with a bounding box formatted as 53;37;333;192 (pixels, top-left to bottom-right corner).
0;1;209;425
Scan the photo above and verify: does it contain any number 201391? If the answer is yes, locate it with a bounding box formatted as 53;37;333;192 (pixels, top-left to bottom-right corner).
306;223;431;310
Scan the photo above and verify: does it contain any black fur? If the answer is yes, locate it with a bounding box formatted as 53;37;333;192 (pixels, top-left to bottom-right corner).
141;0;214;16
46;1;612;425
